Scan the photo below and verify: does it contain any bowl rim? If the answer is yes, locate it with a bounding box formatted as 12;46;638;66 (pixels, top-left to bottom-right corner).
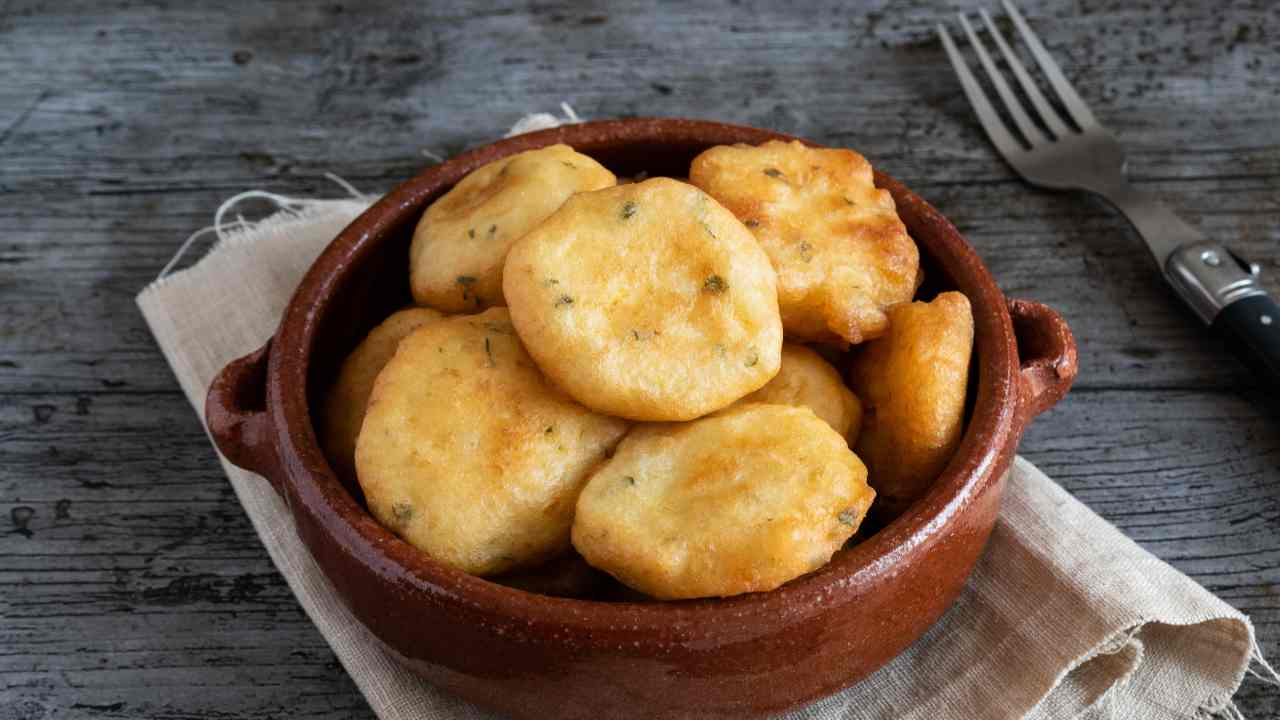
265;117;1020;636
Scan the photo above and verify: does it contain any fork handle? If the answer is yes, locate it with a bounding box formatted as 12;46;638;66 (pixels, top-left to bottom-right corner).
1102;182;1280;392
1165;241;1280;392
1212;294;1280;393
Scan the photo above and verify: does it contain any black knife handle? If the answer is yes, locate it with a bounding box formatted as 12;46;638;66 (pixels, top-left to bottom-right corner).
1213;293;1280;391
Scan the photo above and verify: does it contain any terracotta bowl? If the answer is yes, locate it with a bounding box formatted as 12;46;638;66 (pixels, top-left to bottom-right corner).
205;118;1077;719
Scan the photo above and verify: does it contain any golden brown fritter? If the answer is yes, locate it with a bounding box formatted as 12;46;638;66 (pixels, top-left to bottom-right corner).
355;308;629;576
320;307;445;480
737;342;862;440
410;144;615;313
690;140;919;346
847;292;974;517
503;177;784;421
572;403;874;600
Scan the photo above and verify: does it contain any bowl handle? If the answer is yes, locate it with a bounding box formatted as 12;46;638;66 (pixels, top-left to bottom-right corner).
1008;298;1078;427
205;340;285;495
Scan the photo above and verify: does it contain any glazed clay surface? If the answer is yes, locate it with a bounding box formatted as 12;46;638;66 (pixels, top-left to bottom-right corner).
206;119;1076;719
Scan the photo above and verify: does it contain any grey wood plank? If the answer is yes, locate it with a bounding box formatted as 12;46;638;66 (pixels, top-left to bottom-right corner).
2;0;1278;718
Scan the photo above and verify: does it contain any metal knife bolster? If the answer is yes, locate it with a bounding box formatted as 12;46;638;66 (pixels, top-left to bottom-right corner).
1164;241;1268;324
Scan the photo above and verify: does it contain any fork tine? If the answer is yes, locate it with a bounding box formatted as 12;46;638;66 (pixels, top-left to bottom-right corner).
1002;0;1098;130
957;13;1046;146
980;9;1071;138
936;23;1023;160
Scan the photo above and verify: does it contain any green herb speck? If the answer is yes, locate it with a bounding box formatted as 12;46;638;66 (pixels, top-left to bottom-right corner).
392;503;414;523
799;241;813;262
467;228;476;239
700;220;718;239
458;275;478;302
562;161;577;169
844;196;856;206
745;349;759;367
543;278;560;286
483;337;495;367
703;274;728;294
838;509;859;527
623;475;636;486
554;294;575;308
545;425;554;434
714;343;727;357
763;167;784;178
621;201;638;219
488;224;497;237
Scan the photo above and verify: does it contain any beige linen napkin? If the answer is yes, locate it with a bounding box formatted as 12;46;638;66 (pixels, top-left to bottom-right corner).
136;134;1275;720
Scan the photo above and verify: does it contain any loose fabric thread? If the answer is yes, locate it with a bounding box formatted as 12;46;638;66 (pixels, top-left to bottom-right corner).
155;176;372;282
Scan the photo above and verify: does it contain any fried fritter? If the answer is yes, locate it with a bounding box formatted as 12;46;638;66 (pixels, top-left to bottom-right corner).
321;307;445;480
355;308;629;576
503;177;784;421
689;140;919;346
572;403;874;600
738;342;862;440
847;292;974;517
410;144;616;313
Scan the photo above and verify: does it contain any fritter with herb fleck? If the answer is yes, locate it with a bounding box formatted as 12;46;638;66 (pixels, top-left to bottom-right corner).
847;292;974;518
321;306;445;481
689;140;919;346
503;177;783;421
410;144;616;313
572;403;874;600
736;342;862;440
355;308;629;576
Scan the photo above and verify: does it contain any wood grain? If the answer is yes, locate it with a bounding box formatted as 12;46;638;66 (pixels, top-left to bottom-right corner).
1;0;1277;717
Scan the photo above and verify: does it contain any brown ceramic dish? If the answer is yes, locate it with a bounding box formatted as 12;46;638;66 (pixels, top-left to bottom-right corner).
205;118;1078;719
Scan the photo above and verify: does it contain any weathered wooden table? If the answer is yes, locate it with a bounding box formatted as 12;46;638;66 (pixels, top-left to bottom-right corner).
3;1;1277;717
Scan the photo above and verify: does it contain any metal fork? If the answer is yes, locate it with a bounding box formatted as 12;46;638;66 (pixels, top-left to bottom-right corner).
939;1;1280;389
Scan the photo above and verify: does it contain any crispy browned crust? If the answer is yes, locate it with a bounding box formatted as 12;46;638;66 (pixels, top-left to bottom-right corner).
572;403;874;600
847;292;974;516
410;144;615;313
503;177;784;421
355;308;629;576
690;140;919;346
